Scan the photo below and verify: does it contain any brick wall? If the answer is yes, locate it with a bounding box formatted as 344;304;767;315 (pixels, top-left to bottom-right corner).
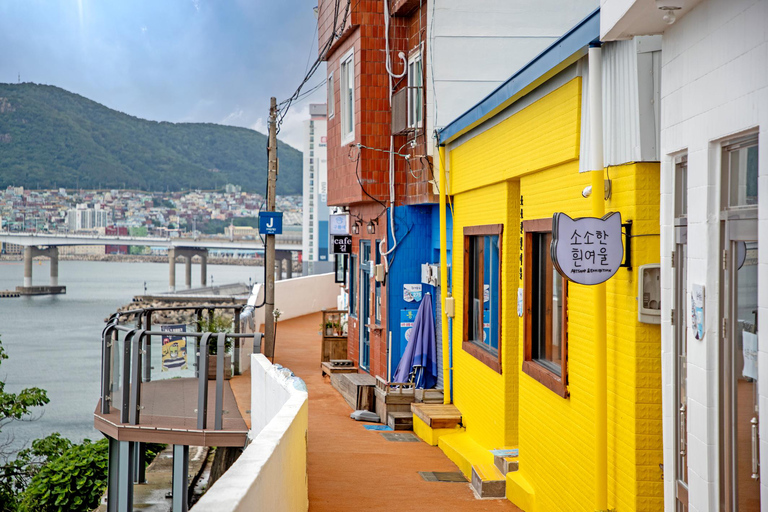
319;0;435;208
319;0;438;383
345;202;389;379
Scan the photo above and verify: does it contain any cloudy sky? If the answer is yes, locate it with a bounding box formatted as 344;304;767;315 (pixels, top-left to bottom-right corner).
0;0;324;149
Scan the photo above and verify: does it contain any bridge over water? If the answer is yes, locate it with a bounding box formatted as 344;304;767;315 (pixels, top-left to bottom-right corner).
0;232;301;293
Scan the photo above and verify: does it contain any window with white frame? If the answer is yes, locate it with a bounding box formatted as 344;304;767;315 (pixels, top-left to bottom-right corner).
340;49;355;144
407;51;423;129
327;72;335;119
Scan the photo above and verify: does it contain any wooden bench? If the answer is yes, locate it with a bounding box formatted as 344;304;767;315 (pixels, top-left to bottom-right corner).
331;372;377;412
410;403;462;429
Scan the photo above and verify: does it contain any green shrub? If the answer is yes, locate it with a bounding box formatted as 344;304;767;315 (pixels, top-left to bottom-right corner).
21;438;108;512
195;314;233;355
144;443;166;467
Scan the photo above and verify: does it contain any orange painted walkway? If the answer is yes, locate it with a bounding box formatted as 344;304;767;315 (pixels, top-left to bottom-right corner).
272;312;520;512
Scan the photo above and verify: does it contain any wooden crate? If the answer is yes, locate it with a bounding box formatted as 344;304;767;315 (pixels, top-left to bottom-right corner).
373;376;415;423
321;337;348;365
387;411;413;431
331;373;376;412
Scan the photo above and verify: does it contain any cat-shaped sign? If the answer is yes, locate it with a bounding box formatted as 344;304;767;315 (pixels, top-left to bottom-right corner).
551;212;623;285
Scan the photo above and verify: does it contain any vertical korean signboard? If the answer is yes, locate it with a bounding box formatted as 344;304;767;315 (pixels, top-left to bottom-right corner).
551;212;623;285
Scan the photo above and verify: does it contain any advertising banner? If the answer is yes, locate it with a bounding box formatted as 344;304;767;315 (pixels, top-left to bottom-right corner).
403;284;422;303
691;284;705;341
161;324;188;371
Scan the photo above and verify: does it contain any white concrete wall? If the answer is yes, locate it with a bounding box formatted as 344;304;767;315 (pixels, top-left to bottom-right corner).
193;354;309;512
657;0;768;510
239;272;340;370
248;272;339;327
426;0;597;145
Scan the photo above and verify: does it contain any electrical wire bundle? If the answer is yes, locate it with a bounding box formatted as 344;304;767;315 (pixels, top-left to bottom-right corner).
275;0;351;136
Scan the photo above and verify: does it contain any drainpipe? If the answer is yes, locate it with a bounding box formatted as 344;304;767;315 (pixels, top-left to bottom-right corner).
438;145;453;404
588;43;608;511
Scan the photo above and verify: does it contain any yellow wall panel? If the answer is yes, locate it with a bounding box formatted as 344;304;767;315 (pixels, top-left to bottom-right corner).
444;70;663;511
511;162;663;512
450;181;520;449
450;79;582;196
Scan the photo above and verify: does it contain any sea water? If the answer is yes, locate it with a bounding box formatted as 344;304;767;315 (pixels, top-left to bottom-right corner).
0;259;262;452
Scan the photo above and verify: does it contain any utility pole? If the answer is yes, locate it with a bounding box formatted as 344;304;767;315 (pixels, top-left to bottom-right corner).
264;97;278;358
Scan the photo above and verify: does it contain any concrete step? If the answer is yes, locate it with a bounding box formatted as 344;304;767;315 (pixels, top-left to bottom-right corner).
494;456;519;475
491;448;519;475
471;463;506;499
387;411;413;431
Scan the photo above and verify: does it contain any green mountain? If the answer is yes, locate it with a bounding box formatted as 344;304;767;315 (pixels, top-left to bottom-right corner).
0;83;303;194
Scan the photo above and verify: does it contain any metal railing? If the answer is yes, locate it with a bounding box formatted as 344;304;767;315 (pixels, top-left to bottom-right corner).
100;305;263;431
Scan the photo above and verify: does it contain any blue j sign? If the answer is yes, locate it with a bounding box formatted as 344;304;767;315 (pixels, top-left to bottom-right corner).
259;212;283;235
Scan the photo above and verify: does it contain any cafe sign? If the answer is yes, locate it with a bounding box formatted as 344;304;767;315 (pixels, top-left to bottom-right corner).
332;235;352;254
551;212;623;286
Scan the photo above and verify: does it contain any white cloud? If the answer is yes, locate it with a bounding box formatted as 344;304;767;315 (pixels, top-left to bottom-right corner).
248;110;304;150
221;108;244;125
77;0;84;28
141;26;147;34
273;82;326;150
250;117;266;134
273;103;308;150
191;0;201;12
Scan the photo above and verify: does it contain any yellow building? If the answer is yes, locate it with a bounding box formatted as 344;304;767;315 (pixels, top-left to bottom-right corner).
429;10;664;511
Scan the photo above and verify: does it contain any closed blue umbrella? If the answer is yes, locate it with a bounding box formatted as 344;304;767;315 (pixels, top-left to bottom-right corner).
392;293;437;389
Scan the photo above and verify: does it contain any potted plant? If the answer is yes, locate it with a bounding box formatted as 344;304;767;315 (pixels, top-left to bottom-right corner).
196;314;233;380
321;320;335;337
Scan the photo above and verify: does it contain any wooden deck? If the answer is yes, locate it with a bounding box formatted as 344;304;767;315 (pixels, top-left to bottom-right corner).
274;312;519;511
93;377;249;447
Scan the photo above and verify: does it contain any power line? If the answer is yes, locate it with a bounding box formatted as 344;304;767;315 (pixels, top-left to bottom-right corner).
275;0;351;135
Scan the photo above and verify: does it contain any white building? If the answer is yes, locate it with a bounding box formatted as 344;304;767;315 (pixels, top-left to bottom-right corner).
601;0;768;510
425;0;599;150
67;204;112;231
301;103;332;274
94;204;111;228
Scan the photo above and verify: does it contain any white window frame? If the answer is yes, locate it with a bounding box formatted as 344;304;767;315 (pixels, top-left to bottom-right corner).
407;50;423;129
327;71;335;119
339;48;355;145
